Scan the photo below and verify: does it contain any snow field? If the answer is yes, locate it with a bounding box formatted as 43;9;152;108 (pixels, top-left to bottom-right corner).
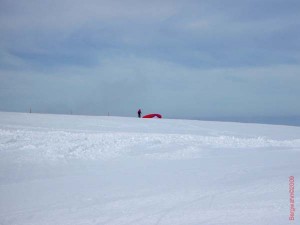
0;112;299;225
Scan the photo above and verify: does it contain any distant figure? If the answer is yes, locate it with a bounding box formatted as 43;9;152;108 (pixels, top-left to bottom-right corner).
138;109;142;118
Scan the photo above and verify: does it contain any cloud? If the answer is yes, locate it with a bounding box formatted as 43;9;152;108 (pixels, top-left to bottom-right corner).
1;53;300;117
0;0;299;119
1;0;299;68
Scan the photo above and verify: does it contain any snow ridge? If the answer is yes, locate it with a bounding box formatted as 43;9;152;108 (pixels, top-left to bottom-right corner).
1;128;299;161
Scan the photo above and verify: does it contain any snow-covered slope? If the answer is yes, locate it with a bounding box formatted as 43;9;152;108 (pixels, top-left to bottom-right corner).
0;112;299;225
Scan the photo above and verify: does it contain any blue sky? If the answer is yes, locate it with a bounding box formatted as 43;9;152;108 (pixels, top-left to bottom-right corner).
0;0;300;119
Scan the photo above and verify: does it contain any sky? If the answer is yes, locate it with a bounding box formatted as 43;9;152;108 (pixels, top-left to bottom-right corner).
0;0;300;120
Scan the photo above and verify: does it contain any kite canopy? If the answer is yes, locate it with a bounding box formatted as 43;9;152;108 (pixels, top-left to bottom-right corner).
142;114;162;119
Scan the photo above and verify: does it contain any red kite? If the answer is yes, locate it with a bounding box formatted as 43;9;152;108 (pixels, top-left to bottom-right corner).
142;114;162;119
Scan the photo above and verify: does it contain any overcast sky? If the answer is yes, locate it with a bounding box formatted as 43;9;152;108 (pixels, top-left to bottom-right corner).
0;0;300;119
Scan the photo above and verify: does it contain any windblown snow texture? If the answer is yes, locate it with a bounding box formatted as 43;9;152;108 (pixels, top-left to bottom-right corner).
0;112;299;225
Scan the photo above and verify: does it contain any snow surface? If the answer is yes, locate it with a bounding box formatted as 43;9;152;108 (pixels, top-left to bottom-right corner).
0;111;299;225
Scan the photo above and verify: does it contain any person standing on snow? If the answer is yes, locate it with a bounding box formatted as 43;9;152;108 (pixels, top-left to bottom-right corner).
138;109;142;118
